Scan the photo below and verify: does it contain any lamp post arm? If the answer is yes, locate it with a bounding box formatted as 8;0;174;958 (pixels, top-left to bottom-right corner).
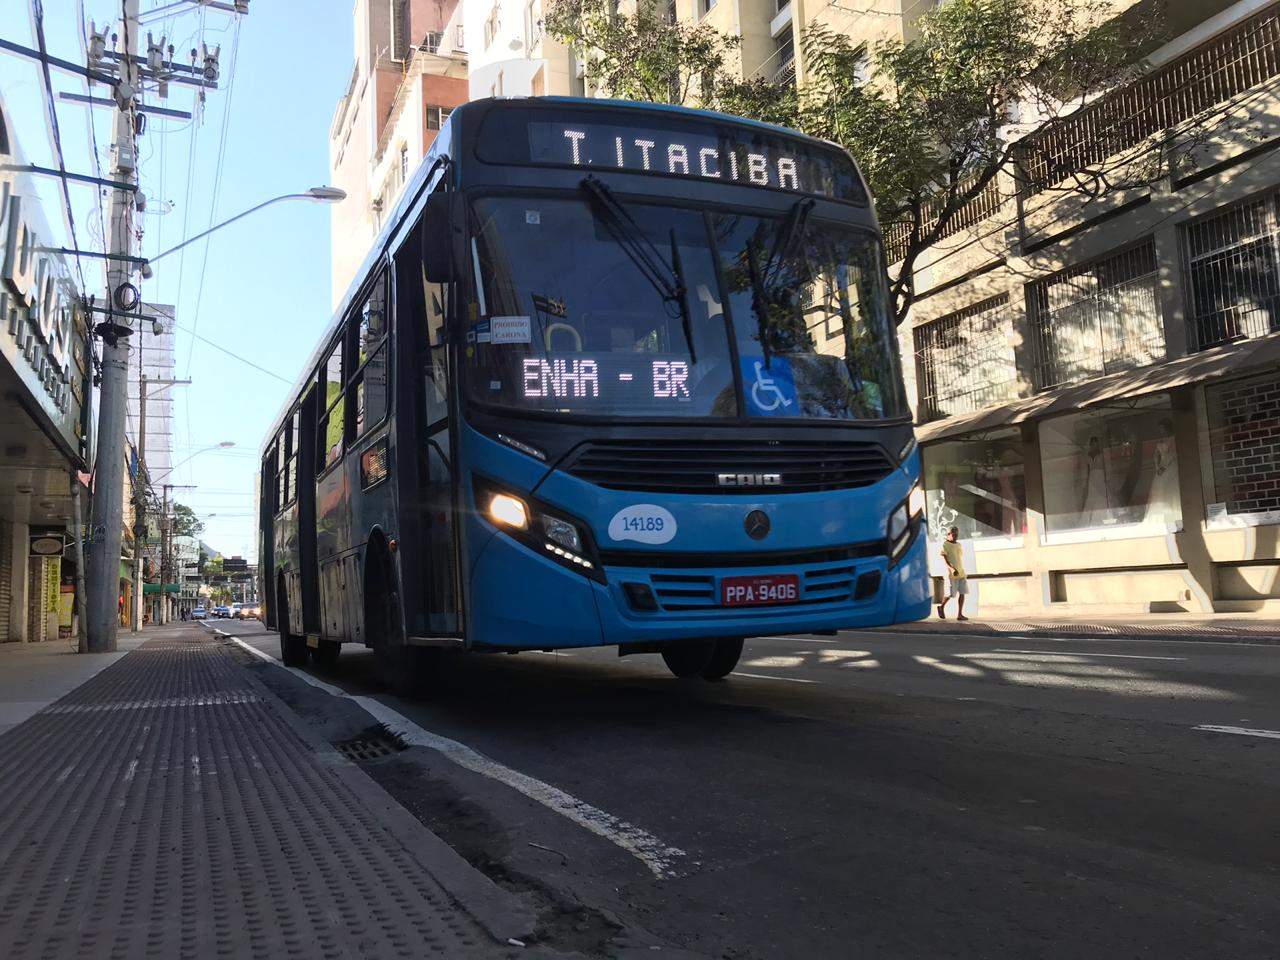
147;193;311;265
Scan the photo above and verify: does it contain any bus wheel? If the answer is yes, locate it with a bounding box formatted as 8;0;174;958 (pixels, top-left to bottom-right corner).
661;641;715;679
700;638;744;681
278;581;308;668
368;550;439;697
312;639;341;671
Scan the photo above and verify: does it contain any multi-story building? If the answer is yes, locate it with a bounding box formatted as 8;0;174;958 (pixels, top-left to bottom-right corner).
899;0;1280;615
464;0;578;99
329;0;469;305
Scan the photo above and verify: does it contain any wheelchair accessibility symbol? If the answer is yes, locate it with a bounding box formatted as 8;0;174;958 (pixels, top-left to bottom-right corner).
742;357;797;417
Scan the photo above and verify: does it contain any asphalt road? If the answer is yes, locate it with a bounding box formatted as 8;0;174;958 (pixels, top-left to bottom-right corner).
214;619;1280;959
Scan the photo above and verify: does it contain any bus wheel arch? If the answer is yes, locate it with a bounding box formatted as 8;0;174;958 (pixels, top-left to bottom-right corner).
365;532;440;696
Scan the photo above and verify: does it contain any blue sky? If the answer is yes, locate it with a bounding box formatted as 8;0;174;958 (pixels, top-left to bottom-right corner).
3;1;352;560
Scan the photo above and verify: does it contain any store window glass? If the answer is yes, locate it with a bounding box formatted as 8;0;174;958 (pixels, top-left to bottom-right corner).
1205;372;1280;521
922;430;1027;543
1038;398;1182;534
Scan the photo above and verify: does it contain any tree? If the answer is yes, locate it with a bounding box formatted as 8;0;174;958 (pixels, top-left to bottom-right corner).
547;0;1165;324
171;503;204;538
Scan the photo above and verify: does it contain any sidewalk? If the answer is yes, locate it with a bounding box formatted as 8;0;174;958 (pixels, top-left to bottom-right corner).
0;624;537;960
872;612;1280;643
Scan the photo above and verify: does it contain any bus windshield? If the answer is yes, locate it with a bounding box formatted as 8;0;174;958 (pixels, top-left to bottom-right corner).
466;195;905;421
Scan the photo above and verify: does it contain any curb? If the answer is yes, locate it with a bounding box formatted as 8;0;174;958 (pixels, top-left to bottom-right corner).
203;624;538;946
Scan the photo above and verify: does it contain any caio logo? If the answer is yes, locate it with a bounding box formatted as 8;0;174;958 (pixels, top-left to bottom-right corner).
716;473;782;487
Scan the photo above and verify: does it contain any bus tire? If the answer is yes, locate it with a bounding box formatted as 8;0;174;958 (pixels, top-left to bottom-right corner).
278;577;308;668
312;639;341;671
661;641;715;679
367;542;439;697
700;638;744;680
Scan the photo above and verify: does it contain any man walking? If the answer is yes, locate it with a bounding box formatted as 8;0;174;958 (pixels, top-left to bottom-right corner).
938;526;969;621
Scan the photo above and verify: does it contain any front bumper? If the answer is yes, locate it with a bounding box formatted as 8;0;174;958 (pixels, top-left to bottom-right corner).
468;526;930;650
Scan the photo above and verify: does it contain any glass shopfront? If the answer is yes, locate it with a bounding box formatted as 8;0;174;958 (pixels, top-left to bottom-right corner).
922;429;1027;544
1038;397;1182;535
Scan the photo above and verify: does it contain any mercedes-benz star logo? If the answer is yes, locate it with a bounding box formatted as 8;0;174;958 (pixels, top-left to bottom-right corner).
744;510;771;540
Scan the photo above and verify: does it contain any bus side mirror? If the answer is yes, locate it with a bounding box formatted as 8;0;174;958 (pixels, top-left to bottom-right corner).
423;192;458;283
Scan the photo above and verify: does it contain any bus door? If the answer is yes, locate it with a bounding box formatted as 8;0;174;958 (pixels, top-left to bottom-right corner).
394;193;462;636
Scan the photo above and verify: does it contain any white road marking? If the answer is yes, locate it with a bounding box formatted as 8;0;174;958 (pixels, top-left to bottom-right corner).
124;759;139;782
356;696;686;879
1193;724;1280;740
219;630;687;879
731;672;819;684
993;648;1186;661
753;635;837;643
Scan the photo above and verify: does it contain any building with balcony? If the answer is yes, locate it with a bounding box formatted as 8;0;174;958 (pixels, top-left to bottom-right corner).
329;0;469;306
901;0;1280;615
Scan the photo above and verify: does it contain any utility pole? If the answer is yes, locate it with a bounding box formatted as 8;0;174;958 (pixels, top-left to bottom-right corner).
86;0;141;653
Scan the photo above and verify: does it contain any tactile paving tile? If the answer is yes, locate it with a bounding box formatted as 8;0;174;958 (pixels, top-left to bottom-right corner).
0;631;509;960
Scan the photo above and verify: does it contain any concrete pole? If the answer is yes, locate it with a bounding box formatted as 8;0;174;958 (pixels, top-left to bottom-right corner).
161;484;170;625
85;0;140;653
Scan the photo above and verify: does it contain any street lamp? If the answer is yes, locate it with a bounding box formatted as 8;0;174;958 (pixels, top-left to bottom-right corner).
139;187;345;276
152;441;235;484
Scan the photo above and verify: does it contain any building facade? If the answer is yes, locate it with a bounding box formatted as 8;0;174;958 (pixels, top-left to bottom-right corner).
900;0;1280;615
0;99;94;644
329;0;469;305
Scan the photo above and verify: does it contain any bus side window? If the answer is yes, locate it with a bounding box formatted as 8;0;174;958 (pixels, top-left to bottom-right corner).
354;272;390;438
318;333;345;473
286;409;300;502
268;442;281;513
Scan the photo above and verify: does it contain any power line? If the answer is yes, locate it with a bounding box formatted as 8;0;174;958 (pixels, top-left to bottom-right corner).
184;14;241;375
169;321;292;382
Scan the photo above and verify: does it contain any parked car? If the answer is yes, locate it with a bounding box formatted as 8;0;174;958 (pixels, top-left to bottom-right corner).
191;607;207;620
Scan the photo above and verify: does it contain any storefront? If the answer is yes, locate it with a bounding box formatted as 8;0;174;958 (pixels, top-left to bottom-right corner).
1;101;93;643
918;332;1280;615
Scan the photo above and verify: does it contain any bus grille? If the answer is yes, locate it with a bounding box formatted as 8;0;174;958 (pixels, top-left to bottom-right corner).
647;562;866;611
564;439;894;494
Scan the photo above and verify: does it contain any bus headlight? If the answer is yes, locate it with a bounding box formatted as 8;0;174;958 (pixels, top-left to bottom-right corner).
888;482;924;566
542;515;582;552
488;492;529;530
474;477;604;582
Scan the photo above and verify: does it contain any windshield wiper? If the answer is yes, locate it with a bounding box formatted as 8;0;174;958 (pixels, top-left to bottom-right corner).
763;197;815;288
580;176;697;363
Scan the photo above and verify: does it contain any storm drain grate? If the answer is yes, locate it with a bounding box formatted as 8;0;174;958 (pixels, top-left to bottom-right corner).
335;730;405;762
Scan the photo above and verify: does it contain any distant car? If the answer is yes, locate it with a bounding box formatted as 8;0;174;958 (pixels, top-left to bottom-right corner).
230;603;244;618
237;603;261;620
212;605;231;618
191;607;207;620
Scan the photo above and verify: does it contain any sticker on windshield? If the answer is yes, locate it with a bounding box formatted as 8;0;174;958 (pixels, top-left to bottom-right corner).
608;504;677;545
525;210;541;225
741;356;799;417
470;319;491;344
491;316;532;344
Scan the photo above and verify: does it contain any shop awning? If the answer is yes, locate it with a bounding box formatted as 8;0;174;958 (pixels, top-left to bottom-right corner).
916;330;1280;444
142;583;181;595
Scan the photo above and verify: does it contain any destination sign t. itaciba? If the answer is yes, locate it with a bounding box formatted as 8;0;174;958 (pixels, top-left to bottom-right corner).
477;106;866;203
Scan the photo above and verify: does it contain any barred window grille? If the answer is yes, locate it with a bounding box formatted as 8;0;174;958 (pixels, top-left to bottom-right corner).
1030;240;1164;391
913;294;1018;422
1183;194;1280;351
1021;4;1280;196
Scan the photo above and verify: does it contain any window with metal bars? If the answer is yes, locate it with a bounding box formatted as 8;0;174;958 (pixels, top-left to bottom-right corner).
1029;240;1164;391
913;294;1018;421
1183;193;1280;351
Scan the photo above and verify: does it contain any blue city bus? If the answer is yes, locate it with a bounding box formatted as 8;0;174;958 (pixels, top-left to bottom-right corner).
259;97;928;693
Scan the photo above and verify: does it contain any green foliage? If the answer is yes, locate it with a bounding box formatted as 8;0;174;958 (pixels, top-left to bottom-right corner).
170;503;204;538
546;0;1161;323
545;0;741;105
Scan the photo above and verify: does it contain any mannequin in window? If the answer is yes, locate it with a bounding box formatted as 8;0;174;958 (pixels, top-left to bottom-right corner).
1076;433;1109;526
1148;418;1180;524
